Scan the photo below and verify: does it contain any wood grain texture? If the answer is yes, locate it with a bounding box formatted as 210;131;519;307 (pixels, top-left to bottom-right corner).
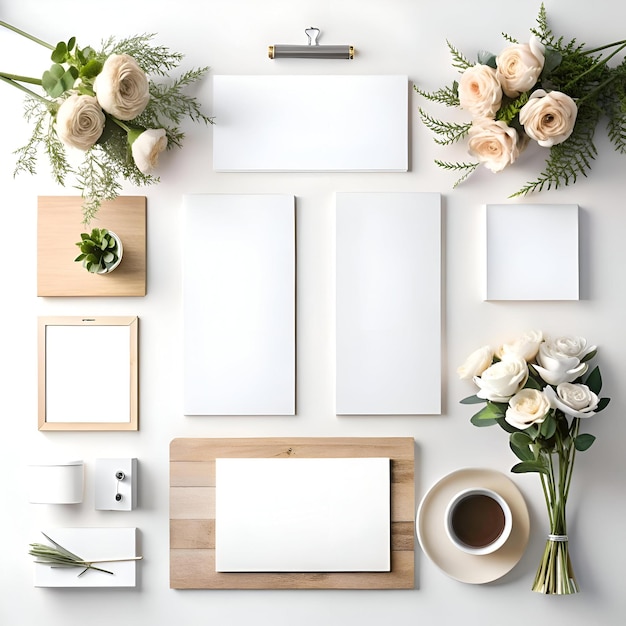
37;196;146;296
169;437;415;589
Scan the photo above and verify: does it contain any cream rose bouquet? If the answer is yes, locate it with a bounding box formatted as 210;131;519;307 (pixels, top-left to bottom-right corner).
0;21;212;223
458;331;610;594
416;4;626;195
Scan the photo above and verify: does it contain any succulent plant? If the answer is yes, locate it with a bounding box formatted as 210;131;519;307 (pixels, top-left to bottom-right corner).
74;228;121;273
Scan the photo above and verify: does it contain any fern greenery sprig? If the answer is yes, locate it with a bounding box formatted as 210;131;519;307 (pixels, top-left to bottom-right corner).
416;3;626;195
0;22;213;223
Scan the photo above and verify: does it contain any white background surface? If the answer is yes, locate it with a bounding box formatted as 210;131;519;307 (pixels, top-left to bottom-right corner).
1;0;625;624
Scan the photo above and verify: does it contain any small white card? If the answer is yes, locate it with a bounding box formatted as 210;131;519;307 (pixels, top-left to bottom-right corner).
33;528;138;587
215;457;391;572
485;204;579;300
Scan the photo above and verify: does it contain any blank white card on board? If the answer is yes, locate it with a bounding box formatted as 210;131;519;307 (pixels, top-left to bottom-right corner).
215;457;391;572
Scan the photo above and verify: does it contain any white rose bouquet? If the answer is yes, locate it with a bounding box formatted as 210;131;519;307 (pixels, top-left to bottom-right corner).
458;331;610;594
0;22;213;223
416;4;626;195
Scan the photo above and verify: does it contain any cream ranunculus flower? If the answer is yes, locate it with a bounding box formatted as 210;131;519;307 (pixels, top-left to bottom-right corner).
505;388;551;429
131;128;168;174
496;35;545;98
497;330;544;362
473;356;529;402
94;53;150;120
467;118;523;173
544;383;599;418
457;345;494;380
533;339;588;386
458;64;503;118
519;89;578;147
55;94;105;151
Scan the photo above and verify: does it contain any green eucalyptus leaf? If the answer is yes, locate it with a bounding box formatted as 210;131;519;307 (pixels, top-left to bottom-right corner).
585;365;602;394
510;431;533;447
510;442;535;462
477;49;497;68
511;460;548;475
470;414;498;427
473;402;506;420
542;47;563;76
496;416;520;434
50;42;68;63
574;433;596;451
460;394;485;404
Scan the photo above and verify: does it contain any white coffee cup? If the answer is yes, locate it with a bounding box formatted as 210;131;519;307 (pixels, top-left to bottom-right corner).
444;487;512;555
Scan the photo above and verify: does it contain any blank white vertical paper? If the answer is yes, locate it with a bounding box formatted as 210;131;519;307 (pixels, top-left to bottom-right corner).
215;457;391;572
485;204;579;301
183;194;295;415
336;192;441;415
213;75;408;172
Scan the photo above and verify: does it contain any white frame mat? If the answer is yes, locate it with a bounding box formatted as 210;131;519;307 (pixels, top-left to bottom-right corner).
336;192;441;415
485;204;579;301
183;194;295;415
213;75;408;172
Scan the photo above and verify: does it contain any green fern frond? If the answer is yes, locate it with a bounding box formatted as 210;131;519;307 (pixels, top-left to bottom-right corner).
510;105;600;197
100;34;184;75
414;83;459;107
435;159;480;187
446;40;473;71
419;109;470;145
501;32;518;44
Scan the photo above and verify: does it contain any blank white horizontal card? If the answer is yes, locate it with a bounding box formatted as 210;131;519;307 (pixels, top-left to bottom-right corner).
336;192;441;415
183;194;295;415
485;204;579;300
33;528;138;587
215;457;391;572
213;75;407;172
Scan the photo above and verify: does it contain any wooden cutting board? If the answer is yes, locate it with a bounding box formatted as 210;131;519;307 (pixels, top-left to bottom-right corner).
170;437;415;589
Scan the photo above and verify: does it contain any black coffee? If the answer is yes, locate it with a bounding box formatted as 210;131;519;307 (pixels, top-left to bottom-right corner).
450;494;505;548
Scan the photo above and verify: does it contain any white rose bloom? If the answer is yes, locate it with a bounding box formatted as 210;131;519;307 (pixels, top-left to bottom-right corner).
467;118;524;173
497;330;543;361
55;94;105;151
550;335;595;360
457;345;494;380
94;53;150;120
519;89;578;147
496;35;545;98
544;383;599;418
458;64;503;119
505;388;551;429
131;128;168;174
473;356;529;402
533;340;588;385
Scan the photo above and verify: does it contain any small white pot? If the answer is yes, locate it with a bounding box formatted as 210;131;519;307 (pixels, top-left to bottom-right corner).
97;230;123;274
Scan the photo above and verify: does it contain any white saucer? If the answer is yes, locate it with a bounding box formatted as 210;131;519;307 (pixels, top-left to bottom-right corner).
416;468;530;584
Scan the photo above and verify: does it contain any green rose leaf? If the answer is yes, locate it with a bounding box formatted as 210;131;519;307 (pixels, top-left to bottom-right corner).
511;460;548;475
79;59;103;80
596;397;610;412
496;416;520;434
585;365;602;394
460;394;485;404
540;414;557;439
574;433;596;451
470;414;497;427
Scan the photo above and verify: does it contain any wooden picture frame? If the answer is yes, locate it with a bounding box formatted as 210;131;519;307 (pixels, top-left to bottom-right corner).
38;316;139;431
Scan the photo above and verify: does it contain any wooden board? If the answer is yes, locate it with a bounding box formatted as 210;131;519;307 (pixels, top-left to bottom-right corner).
37;196;146;296
170;437;415;589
